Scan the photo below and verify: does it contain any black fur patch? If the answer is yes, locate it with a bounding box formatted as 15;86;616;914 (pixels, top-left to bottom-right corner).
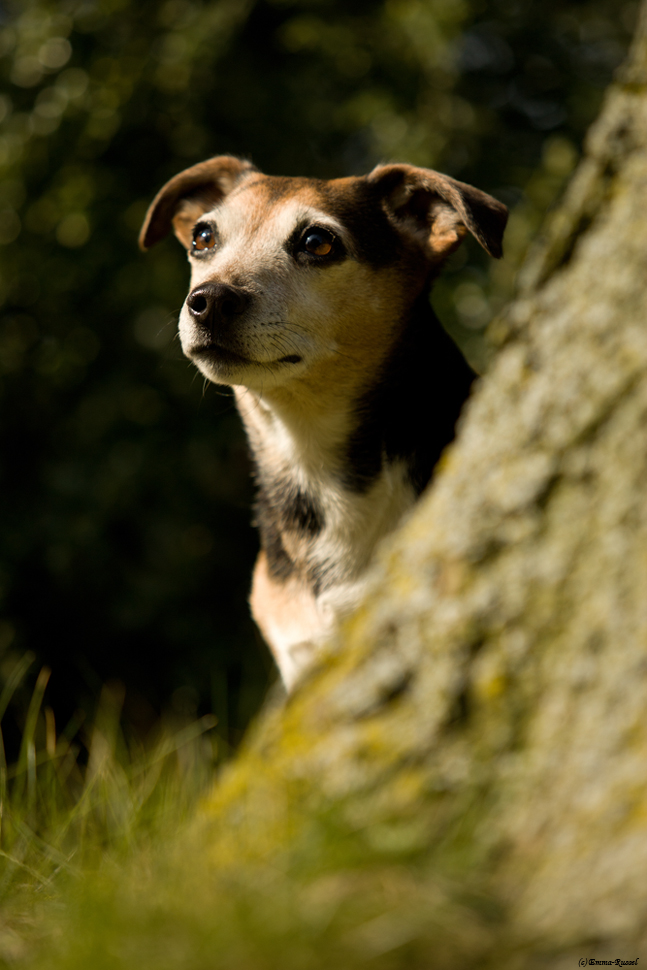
253;477;324;582
306;557;336;598
316;180;406;268
260;520;294;582
344;289;475;494
288;485;324;534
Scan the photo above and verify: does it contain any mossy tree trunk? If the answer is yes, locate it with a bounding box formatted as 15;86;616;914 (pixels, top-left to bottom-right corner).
193;6;647;965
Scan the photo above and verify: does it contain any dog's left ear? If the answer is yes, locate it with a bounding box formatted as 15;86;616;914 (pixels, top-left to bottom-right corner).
138;155;257;251
368;163;508;260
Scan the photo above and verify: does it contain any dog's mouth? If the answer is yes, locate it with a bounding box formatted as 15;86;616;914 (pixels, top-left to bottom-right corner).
189;342;252;368
188;342;302;368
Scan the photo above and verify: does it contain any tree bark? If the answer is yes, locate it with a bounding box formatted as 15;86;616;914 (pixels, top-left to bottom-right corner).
194;8;647;966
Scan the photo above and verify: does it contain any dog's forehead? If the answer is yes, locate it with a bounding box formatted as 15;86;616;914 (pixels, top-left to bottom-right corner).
208;173;400;265
230;174;360;211
213;175;353;235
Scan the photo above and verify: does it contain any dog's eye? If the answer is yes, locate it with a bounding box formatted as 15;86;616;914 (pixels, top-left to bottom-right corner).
192;226;216;252
302;228;334;257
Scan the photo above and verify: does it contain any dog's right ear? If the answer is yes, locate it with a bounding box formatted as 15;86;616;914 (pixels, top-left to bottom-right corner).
138;155;257;251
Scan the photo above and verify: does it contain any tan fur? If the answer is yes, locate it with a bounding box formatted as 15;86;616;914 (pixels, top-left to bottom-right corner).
249;553;323;687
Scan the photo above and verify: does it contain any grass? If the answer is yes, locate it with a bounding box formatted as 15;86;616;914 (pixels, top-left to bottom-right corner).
0;653;221;966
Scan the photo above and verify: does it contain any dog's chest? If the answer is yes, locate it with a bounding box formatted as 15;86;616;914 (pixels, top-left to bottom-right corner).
251;403;416;585
251;458;416;688
238;387;419;684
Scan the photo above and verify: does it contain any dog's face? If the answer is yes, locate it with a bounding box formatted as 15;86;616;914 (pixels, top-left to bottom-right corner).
170;176;414;394
140;157;507;394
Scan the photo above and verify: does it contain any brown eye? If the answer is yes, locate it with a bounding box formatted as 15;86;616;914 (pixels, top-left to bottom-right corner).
192;226;216;251
303;229;334;257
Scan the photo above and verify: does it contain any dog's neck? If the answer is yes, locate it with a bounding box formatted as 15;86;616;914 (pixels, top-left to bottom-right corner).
234;291;475;598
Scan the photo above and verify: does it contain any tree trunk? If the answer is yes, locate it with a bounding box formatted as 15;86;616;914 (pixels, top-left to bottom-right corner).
61;8;647;967
196;3;647;961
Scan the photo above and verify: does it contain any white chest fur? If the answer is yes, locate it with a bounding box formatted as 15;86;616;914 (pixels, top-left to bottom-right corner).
238;387;417;688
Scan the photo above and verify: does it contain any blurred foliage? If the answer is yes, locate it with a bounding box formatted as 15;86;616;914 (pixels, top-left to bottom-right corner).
0;0;638;748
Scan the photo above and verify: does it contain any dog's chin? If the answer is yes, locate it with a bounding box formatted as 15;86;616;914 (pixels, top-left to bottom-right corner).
187;343;304;388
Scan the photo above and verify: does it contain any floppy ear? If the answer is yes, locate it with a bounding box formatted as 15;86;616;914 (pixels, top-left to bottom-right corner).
138;155;257;251
368;163;508;260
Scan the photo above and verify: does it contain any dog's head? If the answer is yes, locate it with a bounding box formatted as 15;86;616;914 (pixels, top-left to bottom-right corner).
140;156;507;393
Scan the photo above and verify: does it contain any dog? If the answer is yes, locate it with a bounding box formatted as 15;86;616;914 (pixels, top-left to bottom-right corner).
139;157;507;689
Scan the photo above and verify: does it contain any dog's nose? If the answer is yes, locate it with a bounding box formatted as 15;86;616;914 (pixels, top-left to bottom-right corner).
186;283;250;330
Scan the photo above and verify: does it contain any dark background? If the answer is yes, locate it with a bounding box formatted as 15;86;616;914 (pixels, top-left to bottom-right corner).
0;0;637;749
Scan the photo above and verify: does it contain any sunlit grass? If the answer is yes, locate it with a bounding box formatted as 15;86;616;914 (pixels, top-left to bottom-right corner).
0;654;220;965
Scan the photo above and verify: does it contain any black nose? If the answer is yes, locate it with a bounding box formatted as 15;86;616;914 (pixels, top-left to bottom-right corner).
186;283;251;331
